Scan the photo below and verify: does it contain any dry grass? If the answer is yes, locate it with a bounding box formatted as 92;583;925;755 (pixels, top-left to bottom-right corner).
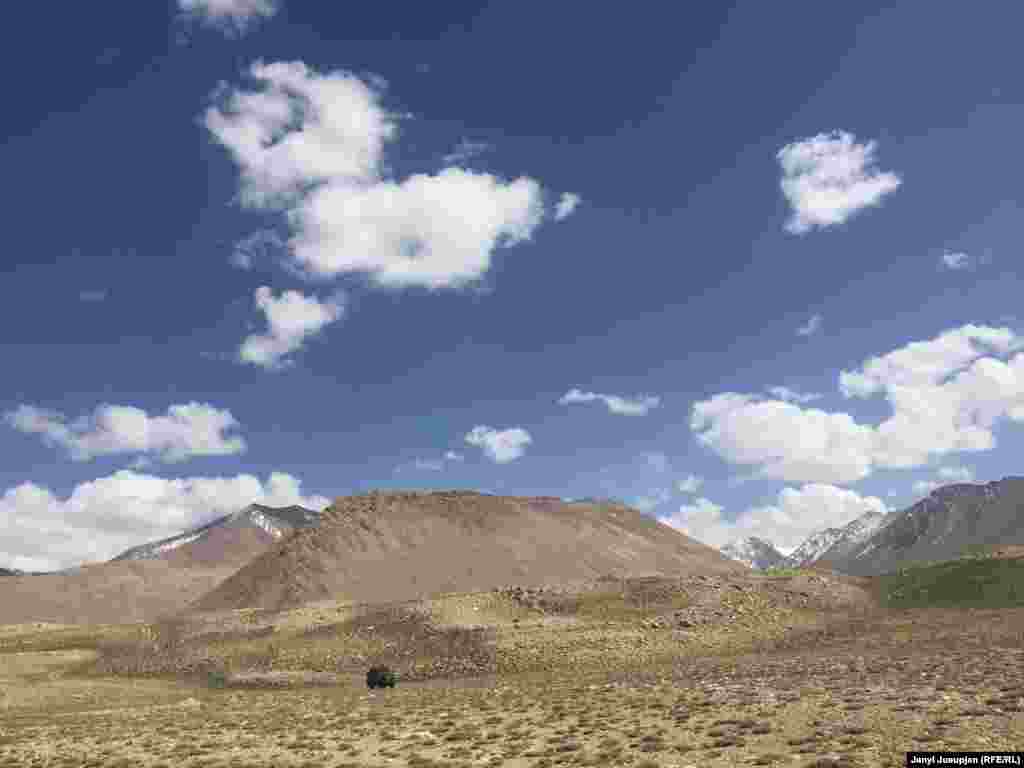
2;572;1024;767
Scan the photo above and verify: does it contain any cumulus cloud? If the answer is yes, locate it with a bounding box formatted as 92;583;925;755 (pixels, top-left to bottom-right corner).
553;192;581;221
660;484;886;554
691;393;875;485
694;324;1024;485
0;470;328;573
179;0;278;33
676;474;703;494
778;131;901;234
464;426;532;464
766;386;823;404
558;388;661;416
238;286;344;370
4;403;246;463
205;61;559;291
797;314;822;336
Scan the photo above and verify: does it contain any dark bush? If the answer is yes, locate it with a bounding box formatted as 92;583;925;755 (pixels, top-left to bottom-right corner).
366;664;396;689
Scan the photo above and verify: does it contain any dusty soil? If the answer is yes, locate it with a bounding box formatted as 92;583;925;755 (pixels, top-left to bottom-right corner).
1;570;1022;767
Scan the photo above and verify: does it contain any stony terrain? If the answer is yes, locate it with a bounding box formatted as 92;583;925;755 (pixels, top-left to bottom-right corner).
2;560;1022;767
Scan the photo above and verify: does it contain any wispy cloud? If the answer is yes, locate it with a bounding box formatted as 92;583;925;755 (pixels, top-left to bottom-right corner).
441;139;491;166
553;192;581;221
558;388;660;416
778;131;901;234
178;0;279;34
796;314;822;336
766;385;823;404
676;474;703;494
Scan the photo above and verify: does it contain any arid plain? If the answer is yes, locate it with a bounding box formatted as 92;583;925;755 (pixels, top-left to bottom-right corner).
2;557;1023;768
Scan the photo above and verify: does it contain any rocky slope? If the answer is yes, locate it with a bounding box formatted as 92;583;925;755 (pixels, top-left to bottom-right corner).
786;509;888;567
191;491;747;613
820;477;1024;575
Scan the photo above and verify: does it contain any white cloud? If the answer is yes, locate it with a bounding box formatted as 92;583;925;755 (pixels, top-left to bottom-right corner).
0;470;328;573
694;324;1024;485
766;386;823;404
940;251;971;270
558;388;661;416
796;314;822;336
441;139;491;166
205;61;559;291
464;426;532;464
659;484;886;554
778;130;901;234
676;474;703;494
691;393;875;485
4;403;246;463
230;229;287;270
402;451;464;472
179;0;278;33
553;192;581;221
79;290;107;302
238;286;344;370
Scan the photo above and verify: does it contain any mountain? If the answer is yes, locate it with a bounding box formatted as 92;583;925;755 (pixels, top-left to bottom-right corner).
191;490;747;614
719;537;789;570
820;477;1024;576
0;503;322;626
0;567;21;577
110;503;321;566
786;510;888;567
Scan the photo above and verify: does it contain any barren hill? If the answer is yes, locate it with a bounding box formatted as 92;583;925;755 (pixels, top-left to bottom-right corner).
191;491;746;614
0;560;242;625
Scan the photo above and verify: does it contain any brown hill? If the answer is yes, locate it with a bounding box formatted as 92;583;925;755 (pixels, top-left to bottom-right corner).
0;560;242;626
190;491;746;614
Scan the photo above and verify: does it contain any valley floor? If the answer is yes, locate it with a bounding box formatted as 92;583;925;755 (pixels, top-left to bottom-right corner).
1;573;1023;767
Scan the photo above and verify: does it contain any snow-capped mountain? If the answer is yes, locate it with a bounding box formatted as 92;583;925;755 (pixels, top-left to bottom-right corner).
828;477;1024;575
110;503;322;564
719;536;789;570
785;509;887;567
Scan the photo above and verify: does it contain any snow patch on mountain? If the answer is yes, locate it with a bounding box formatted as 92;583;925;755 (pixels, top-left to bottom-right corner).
719;536;788;570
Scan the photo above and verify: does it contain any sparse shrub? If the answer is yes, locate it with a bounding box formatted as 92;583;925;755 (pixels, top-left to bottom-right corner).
205;668;229;689
367;664;397;689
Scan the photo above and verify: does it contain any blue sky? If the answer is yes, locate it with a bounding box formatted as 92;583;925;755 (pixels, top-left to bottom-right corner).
3;1;1024;571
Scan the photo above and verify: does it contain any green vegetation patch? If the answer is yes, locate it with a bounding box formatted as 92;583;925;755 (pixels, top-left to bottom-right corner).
878;555;1024;609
